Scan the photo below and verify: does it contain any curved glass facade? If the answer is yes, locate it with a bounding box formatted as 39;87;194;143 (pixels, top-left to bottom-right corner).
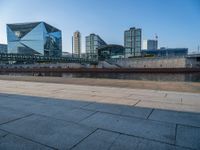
7;22;62;57
141;48;188;57
98;44;125;60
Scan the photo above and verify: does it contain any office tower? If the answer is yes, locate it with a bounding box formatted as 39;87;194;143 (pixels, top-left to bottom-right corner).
124;27;142;57
143;40;158;50
73;31;81;57
85;33;107;59
7;22;62;57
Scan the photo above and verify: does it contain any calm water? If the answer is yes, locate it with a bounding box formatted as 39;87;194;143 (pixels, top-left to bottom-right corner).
2;72;200;82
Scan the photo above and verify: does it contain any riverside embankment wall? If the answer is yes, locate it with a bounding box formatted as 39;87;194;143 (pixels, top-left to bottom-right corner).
0;57;199;69
107;57;188;68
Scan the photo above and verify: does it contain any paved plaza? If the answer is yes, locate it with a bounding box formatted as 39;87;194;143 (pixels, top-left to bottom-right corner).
0;80;199;150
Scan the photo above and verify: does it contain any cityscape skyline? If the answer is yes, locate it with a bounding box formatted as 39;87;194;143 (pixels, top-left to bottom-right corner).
0;0;200;53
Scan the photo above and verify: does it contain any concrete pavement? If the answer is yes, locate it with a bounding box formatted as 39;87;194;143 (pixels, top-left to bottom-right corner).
0;80;199;150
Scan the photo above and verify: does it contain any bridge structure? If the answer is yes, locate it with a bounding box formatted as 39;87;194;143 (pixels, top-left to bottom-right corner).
0;53;98;65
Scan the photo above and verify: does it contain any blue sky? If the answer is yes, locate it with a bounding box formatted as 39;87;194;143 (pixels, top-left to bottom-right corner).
0;0;199;52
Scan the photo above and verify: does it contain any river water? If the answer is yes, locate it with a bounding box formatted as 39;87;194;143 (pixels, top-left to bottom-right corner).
2;72;200;82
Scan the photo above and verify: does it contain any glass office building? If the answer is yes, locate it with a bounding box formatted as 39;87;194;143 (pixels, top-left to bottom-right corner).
141;48;188;57
98;44;125;60
7;22;62;57
86;34;107;59
143;39;158;50
124;27;142;57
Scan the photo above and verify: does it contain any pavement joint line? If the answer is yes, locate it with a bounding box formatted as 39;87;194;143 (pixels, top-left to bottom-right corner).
81;107;190;126
80;101;96;108
80;107;150;120
78;111;98;123
69;128;99;150
132;99;141;106
0;114;34;126
107;132;121;150
98;128;195;150
148;118;200;129
146;108;154;119
0;130;9;140
0;129;57;150
22;113;97;130
138;99;200;108
2;133;9;138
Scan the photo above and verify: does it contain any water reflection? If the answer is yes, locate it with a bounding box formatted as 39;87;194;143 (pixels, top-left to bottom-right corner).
2;72;200;82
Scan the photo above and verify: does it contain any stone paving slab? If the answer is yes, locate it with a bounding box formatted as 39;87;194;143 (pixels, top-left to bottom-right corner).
0;96;95;123
97;98;138;105
0;94;92;112
0;115;96;149
38;107;96;123
0;106;31;125
0;80;199;112
38;97;92;108
0;134;52;150
72;129;119;150
176;125;200;150
83;102;152;119
0;98;42;111
0;80;199;149
136;100;200;112
110;134;190;150
81;112;176;144
128;94;182;104
149;109;200;127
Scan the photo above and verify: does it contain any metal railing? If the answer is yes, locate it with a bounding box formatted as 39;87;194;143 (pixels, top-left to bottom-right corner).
0;53;98;64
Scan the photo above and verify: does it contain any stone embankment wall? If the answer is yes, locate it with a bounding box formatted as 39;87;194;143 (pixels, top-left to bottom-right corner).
0;63;83;69
0;57;199;69
107;57;187;68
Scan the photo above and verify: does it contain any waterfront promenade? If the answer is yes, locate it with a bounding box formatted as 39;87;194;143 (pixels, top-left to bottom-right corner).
0;78;200;150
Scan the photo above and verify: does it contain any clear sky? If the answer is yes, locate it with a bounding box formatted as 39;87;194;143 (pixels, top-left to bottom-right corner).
0;0;199;53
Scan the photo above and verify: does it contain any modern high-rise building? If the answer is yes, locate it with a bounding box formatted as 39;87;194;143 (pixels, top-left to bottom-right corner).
124;27;142;57
73;31;81;57
143;40;158;50
85;33;107;59
0;44;7;53
7;22;62;57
